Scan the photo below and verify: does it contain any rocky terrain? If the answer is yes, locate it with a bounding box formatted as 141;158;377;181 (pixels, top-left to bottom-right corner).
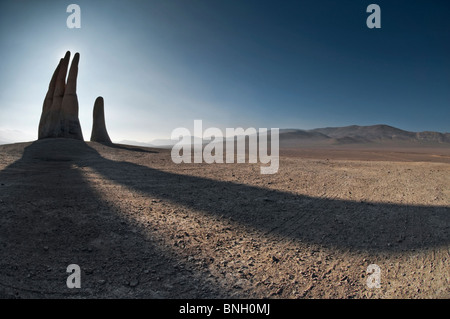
0;139;448;298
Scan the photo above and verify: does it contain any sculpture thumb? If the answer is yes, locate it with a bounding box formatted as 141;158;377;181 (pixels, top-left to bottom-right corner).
90;96;112;144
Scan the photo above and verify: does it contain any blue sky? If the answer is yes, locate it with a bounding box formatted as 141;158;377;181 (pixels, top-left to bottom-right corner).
0;0;449;143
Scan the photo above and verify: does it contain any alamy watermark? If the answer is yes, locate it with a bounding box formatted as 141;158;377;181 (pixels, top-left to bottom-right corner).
65;3;379;29
170;120;279;174
366;264;381;289
66;4;81;29
366;4;381;29
66;264;81;288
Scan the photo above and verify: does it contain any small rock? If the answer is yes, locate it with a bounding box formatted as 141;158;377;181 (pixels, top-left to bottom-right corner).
129;279;139;287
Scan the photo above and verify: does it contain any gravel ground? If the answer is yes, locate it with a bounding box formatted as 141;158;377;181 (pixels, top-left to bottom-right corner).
0;139;448;298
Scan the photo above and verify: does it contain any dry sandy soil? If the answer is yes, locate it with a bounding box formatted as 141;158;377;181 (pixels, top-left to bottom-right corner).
0;139;448;299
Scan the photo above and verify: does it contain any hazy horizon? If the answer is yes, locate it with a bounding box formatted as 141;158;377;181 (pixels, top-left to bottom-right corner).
1;122;449;146
1;0;449;143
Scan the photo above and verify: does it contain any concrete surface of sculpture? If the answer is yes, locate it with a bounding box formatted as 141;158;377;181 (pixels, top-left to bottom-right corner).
90;96;112;144
38;51;84;140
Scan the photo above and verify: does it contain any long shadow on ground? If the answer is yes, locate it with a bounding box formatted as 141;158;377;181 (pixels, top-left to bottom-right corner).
84;142;448;254
0;139;448;298
0;140;224;298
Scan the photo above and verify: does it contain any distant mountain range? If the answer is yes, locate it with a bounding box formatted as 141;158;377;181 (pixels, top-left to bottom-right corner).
119;124;450;148
2;125;449;147
279;124;450;147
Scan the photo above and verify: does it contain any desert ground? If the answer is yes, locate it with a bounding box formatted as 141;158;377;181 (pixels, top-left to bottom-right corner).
0;139;448;298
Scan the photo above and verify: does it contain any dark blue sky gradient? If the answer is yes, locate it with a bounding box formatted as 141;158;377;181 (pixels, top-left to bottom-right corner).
0;0;449;142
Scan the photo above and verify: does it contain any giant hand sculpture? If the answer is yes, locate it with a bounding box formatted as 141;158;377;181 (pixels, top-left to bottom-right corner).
38;51;84;140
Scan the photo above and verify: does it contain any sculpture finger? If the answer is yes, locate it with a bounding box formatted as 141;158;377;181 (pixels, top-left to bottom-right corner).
53;51;71;102
60;52;83;140
62;52;80;119
38;59;61;139
65;52;79;96
43;52;70;138
43;59;61;112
